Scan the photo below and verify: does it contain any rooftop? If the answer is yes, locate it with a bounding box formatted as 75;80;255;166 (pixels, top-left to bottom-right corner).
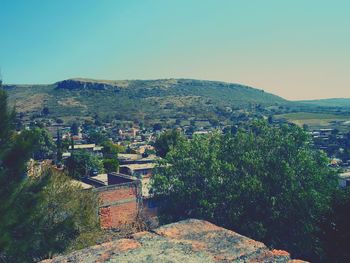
69;144;96;150
70;179;93;190
339;172;350;179
90;173;108;185
120;163;156;171
118;153;142;160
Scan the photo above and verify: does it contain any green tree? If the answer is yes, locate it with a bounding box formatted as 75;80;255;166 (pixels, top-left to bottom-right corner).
0;87;39;254
154;129;185;158
30;127;56;160
320;187;350;262
103;158;119;173
153;123;162;131
4;169;100;262
42;107;49;115
70;122;79;136
0;85;100;262
151;121;338;261
65;150;104;178
101;140;119;158
56;129;63;163
87;131;108;144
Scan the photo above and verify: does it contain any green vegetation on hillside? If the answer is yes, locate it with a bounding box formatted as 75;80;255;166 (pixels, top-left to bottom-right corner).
299;98;350;108
4;78;286;125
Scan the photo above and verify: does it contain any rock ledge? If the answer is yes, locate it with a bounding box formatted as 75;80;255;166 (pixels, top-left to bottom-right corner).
42;219;307;263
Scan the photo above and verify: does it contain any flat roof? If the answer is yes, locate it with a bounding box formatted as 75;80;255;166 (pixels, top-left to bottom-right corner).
71;179;93;190
69;144;96;149
108;172;138;181
120;163;156;171
90;174;108;185
118;153;142;160
339;172;350;179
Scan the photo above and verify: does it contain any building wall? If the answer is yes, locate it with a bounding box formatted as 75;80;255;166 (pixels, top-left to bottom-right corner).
108;173;134;185
94;182;141;229
142;199;158;221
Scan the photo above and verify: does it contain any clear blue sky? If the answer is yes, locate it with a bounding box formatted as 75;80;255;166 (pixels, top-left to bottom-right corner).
1;0;349;100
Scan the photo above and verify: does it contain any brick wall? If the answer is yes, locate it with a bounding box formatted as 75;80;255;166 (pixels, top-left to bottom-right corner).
94;181;141;229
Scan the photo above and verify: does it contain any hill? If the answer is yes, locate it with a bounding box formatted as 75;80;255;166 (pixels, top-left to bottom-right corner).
298;98;350;108
4;78;286;124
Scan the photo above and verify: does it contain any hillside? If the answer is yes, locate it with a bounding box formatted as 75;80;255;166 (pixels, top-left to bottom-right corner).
4;78;286;124
298;98;350;108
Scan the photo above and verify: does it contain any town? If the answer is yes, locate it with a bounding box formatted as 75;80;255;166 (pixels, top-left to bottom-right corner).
22;109;350;232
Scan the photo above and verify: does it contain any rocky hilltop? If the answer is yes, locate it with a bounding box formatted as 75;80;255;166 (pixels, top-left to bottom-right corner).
56;79;121;91
4;78;287;124
41;219;306;263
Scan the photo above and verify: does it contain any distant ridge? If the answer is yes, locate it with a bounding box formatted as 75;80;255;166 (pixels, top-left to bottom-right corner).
298;98;350;108
4;78;287;123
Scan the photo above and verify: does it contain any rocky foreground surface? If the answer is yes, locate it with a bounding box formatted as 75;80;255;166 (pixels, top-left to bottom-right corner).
41;219;307;263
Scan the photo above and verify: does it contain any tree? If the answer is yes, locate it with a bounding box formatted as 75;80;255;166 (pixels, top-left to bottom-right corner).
56;129;63;164
103;158;119;173
0;86;38;254
65;150;104;178
153;123;162;131
42;107;49;115
56;118;64;124
151;121;338;261
0;85;100;262
320;188;350;262
101;140;119;158
3;169;100;262
70;122;79;136
87;131;108;145
154;129;185;158
30;128;56;160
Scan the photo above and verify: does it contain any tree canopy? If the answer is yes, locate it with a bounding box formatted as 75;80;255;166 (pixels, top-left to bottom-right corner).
151;121;338;261
0;85;100;262
65;150;104;178
154;129;185;158
3;169;100;262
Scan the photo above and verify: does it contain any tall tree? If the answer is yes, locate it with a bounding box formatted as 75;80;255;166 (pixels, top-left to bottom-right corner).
70;122;79;136
0;85;100;262
56;129;63;163
154;129;185;158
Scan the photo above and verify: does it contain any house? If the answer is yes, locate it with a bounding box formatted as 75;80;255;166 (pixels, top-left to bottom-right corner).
118;153;159;165
68;143;103;156
94;180;142;229
107;172;158;226
118;153;143;164
76;171;158;229
82;174;108;187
